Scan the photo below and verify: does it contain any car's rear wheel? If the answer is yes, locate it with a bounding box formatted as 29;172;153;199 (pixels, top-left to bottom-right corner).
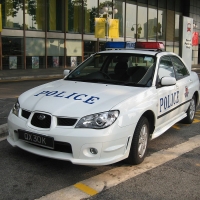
182;95;196;124
126;116;149;165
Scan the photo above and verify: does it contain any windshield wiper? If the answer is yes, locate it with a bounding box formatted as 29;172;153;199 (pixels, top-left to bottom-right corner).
66;78;125;85
124;82;146;87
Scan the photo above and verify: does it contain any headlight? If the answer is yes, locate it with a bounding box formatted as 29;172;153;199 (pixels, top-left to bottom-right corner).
75;110;119;129
12;100;20;116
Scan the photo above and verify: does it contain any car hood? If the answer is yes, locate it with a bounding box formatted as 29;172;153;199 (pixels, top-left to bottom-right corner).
19;79;147;117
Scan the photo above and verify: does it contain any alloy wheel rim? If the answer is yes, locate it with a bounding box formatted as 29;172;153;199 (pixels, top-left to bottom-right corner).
138;124;148;158
189;99;195;120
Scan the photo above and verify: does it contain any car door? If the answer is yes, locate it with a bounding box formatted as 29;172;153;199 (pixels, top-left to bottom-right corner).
156;56;179;130
170;55;192;113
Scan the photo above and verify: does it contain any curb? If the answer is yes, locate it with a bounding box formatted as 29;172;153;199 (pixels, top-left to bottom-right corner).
0;124;8;138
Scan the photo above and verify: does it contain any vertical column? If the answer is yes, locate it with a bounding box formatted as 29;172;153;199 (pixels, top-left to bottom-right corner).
81;0;84;62
124;0;126;41
45;0;47;69
0;3;2;70
0;32;2;70
23;0;26;69
64;0;66;68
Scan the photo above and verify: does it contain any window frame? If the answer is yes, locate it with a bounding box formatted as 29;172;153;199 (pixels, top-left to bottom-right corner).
169;55;190;80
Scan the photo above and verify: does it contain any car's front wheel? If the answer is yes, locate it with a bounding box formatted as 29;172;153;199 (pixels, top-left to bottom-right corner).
182;95;196;124
126;116;149;165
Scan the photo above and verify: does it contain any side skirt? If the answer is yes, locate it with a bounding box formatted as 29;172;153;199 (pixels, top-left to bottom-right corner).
151;112;187;140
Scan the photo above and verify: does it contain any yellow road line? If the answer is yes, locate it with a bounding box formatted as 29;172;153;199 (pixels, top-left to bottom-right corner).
172;125;180;130
74;183;98;196
193;118;200;123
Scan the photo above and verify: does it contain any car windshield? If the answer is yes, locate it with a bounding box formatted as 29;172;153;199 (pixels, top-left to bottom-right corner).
65;53;156;87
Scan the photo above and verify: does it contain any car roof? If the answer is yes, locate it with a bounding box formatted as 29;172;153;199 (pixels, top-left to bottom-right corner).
98;49;178;57
98;49;162;56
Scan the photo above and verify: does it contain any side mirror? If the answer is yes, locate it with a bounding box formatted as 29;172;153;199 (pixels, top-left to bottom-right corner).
63;70;70;76
161;77;176;86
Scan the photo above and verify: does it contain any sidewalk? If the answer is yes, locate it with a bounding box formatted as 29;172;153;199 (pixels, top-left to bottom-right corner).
0;67;71;82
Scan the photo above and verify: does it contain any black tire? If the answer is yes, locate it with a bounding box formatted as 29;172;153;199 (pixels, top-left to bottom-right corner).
126;116;149;165
182;95;196;124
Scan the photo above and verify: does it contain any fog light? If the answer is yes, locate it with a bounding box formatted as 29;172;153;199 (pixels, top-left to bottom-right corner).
90;148;98;154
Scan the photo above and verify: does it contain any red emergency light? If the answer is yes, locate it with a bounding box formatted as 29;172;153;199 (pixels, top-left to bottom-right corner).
135;42;164;50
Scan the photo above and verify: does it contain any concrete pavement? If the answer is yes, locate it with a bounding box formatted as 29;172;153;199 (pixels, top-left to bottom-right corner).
0;68;66;82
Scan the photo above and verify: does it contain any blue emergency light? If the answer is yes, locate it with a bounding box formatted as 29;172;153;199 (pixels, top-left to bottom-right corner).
105;42;127;49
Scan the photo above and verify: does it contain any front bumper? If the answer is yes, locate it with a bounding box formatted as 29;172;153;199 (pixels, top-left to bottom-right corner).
7;112;135;165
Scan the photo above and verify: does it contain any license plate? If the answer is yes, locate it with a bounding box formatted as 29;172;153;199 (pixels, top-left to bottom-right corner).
18;129;54;149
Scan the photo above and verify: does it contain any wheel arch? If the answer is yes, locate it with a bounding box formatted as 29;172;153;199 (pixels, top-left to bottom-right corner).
141;110;155;137
193;91;199;108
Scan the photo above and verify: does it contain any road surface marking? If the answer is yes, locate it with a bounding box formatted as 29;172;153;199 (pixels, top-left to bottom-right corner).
74;183;98;196
172;125;180;130
193;118;200;123
37;135;200;200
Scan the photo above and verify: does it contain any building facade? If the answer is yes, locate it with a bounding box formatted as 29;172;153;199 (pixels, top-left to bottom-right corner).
0;0;199;71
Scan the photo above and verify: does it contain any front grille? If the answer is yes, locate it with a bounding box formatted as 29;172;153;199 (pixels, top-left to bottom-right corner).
57;117;77;126
31;113;51;128
21;109;31;119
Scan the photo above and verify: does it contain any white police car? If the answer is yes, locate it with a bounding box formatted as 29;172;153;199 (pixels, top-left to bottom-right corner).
7;42;200;166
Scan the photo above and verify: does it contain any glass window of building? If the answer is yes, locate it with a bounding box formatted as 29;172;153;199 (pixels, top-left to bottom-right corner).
26;38;45;69
126;1;136;39
47;39;64;68
166;10;174;40
2;37;24;70
84;0;97;34
66;0;83;33
137;4;147;41
158;0;166;9
114;0;125;38
84;41;96;60
66;40;82;67
149;0;157;7
138;0;147;4
175;0;181;12
48;0;64;32
158;8;166;41
167;0;174;11
2;0;23;29
25;0;45;31
148;6;157;41
166;10;174;52
174;13;181;55
98;0;112;41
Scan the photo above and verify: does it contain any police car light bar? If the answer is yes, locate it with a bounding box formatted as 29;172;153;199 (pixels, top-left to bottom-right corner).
105;41;164;50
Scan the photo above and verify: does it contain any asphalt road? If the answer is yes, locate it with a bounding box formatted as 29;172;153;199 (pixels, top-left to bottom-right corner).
0;79;200;200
